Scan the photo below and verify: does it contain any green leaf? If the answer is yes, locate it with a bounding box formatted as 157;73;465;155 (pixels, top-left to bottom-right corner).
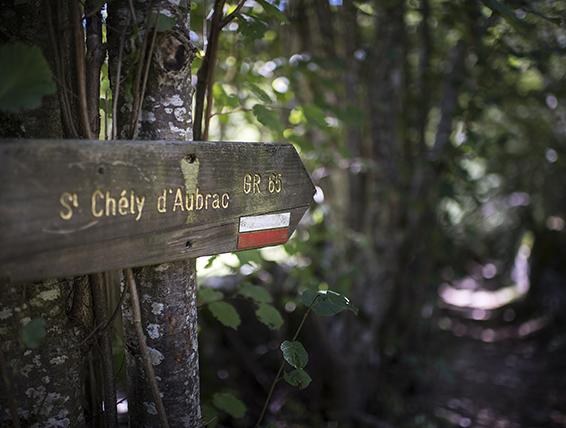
255;303;284;330
212;82;240;111
236;249;264;266
257;0;288;23
204;255;218;269
201;403;219;428
283;368;312;389
247;83;272;103
303;105;328;129
238;15;269;41
198;287;223;304
208;301;241;329
238;283;273;303
21;318;46;349
0;43;56;112
252;104;284;134
212;392;247;418
301;289;358;316
280;340;308;369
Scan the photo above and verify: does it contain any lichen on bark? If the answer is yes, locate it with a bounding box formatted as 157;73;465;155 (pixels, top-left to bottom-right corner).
108;0;201;425
0;2;86;425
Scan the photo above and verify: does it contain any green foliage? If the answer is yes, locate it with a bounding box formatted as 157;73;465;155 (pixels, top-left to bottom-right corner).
255;303;284;330
302;105;328;129
280;340;308;369
283;368;312;390
212;392;247;418
301;289;359;316
247;82;273;103
204;255;218;269
208;301;241;329
235;249;264;267
0;43;56;112
256;0;288;23
252;104;284;134
238;283;273;303
198;287;224;304
212;83;239;111
238;15;269;42
21;318;46;349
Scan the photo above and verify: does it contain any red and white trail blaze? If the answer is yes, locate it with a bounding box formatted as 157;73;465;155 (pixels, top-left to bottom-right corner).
237;212;291;250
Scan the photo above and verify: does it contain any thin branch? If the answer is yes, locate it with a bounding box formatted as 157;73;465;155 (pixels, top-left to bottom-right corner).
208;106;250;118
220;0;247;29
79;283;127;347
194;0;226;140
125;268;170;428
128;22;151;137
112;26;127;140
130;23;158;139
255;296;319;428
85;0;106;137
71;0;94;139
105;88;109;140
89;273;118;427
45;0;79;137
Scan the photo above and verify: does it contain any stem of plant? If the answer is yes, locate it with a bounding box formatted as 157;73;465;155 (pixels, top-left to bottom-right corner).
126;268;170;428
255;295;320;428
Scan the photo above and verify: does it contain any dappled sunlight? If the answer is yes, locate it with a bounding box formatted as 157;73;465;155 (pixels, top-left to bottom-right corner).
439;239;531;311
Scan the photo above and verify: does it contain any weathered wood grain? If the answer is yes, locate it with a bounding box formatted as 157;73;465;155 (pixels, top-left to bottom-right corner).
0;140;315;283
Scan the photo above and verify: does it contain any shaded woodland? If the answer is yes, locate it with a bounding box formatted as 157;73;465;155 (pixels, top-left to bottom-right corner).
1;0;566;427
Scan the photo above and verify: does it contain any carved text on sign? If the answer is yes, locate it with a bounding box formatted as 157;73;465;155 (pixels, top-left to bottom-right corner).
58;172;285;222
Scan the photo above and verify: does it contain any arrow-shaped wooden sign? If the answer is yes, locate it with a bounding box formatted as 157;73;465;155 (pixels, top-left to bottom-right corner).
0;140;315;283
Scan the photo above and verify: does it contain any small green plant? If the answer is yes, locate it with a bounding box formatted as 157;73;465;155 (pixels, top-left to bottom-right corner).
255;289;358;427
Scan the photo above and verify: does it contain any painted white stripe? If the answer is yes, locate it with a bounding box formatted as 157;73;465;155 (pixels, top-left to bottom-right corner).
239;212;291;233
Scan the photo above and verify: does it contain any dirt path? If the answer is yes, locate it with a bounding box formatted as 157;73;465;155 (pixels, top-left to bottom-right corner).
412;306;566;428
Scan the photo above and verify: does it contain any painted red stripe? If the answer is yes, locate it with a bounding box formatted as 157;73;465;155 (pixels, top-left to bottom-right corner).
237;228;289;250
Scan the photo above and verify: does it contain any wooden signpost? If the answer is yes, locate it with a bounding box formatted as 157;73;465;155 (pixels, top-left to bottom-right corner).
0;139;315;283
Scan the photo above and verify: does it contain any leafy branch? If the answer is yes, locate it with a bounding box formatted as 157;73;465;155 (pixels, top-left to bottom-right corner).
255;289;357;427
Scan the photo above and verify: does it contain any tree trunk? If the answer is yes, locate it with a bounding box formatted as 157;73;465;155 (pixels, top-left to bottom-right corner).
107;1;200;426
0;2;86;426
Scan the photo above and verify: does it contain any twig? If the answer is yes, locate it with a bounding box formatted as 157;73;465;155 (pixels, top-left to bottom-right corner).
112;26;127;140
125;268;170;428
71;0;94;139
128;22;150;137
130;22;158;140
255;295;319;428
45;0;79;137
0;349;20;428
105;88;109;140
85;0;106;137
79;281;127;347
194;0;226;140
208;106;250;118
220;0;247;29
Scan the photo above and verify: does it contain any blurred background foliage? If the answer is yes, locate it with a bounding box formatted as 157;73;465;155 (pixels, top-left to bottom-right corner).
187;0;566;426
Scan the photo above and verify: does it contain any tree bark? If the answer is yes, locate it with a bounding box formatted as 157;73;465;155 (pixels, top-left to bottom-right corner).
107;1;200;426
0;2;86;426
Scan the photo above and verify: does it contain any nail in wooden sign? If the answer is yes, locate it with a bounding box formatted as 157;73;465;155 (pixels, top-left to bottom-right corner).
0;140;315;283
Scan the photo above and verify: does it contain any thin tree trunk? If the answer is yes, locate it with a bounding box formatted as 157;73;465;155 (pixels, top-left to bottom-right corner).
0;2;86;426
107;1;200;426
89;273;118;427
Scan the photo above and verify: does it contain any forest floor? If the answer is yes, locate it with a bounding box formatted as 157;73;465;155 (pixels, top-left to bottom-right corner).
410;298;566;428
